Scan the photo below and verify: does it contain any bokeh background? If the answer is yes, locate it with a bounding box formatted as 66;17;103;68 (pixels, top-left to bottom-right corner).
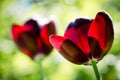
0;0;120;80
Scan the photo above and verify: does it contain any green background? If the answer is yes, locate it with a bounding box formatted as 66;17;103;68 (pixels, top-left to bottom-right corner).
0;0;120;80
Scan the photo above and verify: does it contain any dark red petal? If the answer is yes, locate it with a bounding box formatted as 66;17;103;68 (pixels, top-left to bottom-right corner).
12;24;24;41
41;21;56;46
64;18;92;55
36;37;42;53
88;37;102;60
40;21;56;55
49;34;66;51
12;24;39;58
23;19;40;38
88;11;114;59
49;35;89;64
16;32;38;58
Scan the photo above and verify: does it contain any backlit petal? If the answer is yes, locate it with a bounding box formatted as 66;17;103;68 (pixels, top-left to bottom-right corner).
24;19;40;38
12;24;24;41
49;34;66;51
88;11;114;59
41;21;56;55
49;34;89;64
64;18;92;55
12;24;38;58
16;32;38;58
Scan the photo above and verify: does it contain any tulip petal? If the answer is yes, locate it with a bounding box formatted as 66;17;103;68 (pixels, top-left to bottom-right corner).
88;11;114;59
12;24;38;58
16;32;38;58
88;37;102;60
49;35;66;51
41;21;56;55
24;19;40;38
12;25;24;41
49;35;89;64
64;18;92;55
24;19;44;56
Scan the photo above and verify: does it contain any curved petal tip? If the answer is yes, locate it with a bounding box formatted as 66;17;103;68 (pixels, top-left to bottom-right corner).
49;34;66;51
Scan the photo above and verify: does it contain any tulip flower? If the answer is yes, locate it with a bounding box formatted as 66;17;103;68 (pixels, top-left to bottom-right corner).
49;11;114;80
49;11;114;64
12;19;56;59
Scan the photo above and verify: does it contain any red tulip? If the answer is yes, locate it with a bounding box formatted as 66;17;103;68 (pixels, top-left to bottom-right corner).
49;11;114;64
12;19;56;59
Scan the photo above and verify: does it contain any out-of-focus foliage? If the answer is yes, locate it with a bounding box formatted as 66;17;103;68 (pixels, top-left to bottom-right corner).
0;0;120;80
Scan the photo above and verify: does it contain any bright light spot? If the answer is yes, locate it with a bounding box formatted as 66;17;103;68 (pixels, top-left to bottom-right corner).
106;54;117;66
32;14;57;27
49;15;57;21
8;0;31;17
116;59;120;72
12;52;36;75
0;40;15;54
65;0;75;4
32;14;49;26
117;73;120;79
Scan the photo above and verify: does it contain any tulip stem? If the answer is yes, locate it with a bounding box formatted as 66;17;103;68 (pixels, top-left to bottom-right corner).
36;55;46;80
91;60;101;80
39;60;45;80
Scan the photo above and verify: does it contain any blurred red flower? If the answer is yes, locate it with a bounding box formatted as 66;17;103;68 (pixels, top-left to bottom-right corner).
49;11;114;64
12;19;56;59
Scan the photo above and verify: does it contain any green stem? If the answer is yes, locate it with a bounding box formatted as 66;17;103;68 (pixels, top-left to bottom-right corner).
39;60;44;80
35;55;49;80
35;55;46;80
91;60;101;80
